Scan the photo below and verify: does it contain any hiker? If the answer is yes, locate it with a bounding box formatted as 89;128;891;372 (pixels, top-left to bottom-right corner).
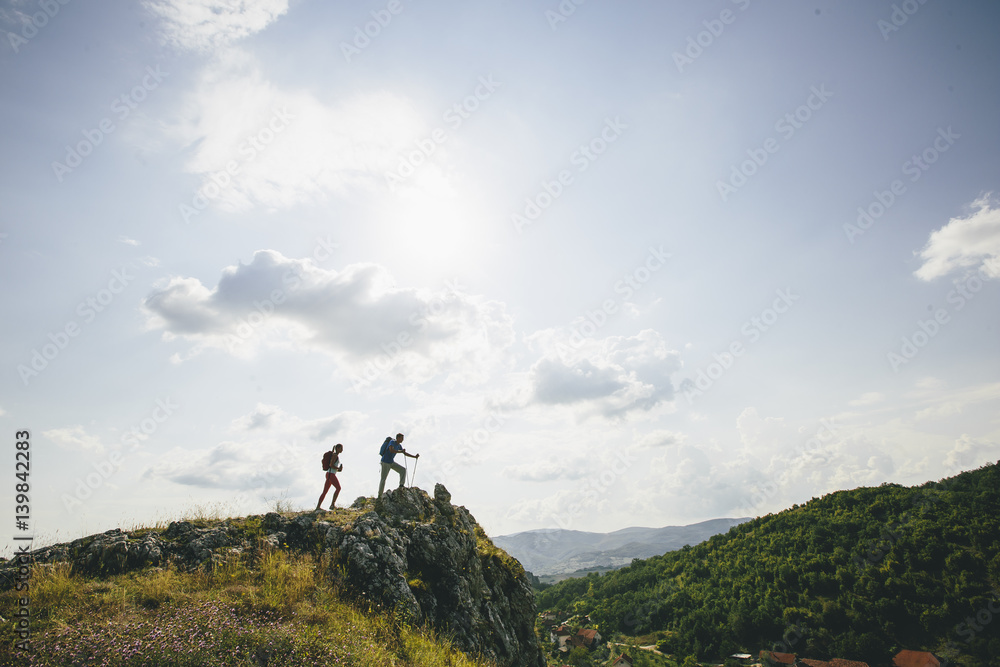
316;443;344;510
378;433;419;498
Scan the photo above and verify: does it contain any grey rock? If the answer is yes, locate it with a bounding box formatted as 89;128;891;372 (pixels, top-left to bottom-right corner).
0;485;544;667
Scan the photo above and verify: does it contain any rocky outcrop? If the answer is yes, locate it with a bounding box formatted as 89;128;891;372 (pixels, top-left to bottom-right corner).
0;484;545;667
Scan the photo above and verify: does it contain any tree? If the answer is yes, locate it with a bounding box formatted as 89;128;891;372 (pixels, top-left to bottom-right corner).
566;645;593;666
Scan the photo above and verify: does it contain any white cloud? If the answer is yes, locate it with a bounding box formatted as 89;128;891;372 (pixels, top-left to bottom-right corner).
509;329;681;420
229;403;365;443
503;459;588;483
118;236;141;246
635;429;683;449
44;426;106;454
848;391;885;407
165;52;428;213
915;194;1000;280
143;250;515;386
942;435;999;476
142;404;365;492
914;401;962;421
144;0;289;53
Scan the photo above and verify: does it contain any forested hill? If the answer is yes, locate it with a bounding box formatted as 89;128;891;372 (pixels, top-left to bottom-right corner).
536;462;1000;665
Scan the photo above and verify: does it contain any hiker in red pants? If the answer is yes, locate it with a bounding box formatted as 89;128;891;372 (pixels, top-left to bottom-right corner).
316;443;344;510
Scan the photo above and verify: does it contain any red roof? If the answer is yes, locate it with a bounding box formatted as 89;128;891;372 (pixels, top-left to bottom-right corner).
761;651;798;665
830;659;870;667
801;660;830;667
577;628;599;640
894;651;940;667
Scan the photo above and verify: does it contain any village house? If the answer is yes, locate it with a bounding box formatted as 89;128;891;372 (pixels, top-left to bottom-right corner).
610;653;634;667
563;627;602;651
892;650;940;667
760;650;797;666
550;624;572;650
828;660;870;667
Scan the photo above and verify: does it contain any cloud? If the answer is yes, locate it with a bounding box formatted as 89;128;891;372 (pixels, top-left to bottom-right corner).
44;426;106;454
509;329;681;420
236;404;277;430
145;439;303;490
503;459;589;483
143;0;289;53
142;250;515;386
532;358;626;405
143;404;365;492
942;435;999;476
635;429;683;449
228;404;365;443
0;2;37;30
118;236;141;246
914;401;962;421
915;194;1000;280
848;391;885;407
164;51;428;213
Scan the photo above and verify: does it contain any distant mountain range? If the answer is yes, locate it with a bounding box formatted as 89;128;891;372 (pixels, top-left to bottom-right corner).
492;517;751;576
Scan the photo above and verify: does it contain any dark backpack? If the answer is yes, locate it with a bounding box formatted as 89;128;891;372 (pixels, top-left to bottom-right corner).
379;436;393;457
321;449;334;471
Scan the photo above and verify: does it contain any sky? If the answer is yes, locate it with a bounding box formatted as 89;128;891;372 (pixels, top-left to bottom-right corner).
1;0;999;554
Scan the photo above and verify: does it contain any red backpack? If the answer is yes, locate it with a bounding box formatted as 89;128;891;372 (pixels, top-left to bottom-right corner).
321;449;334;471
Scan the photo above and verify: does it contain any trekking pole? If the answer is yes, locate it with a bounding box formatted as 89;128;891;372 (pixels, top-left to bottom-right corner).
411;456;419;488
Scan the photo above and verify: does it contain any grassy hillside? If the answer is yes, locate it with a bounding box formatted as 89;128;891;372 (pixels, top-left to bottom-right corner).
0;508;499;666
536;462;1000;666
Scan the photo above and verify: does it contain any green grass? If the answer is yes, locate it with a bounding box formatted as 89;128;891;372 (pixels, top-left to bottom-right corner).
1;531;496;666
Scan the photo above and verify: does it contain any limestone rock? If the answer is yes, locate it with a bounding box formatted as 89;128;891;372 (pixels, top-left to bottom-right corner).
0;485;544;667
